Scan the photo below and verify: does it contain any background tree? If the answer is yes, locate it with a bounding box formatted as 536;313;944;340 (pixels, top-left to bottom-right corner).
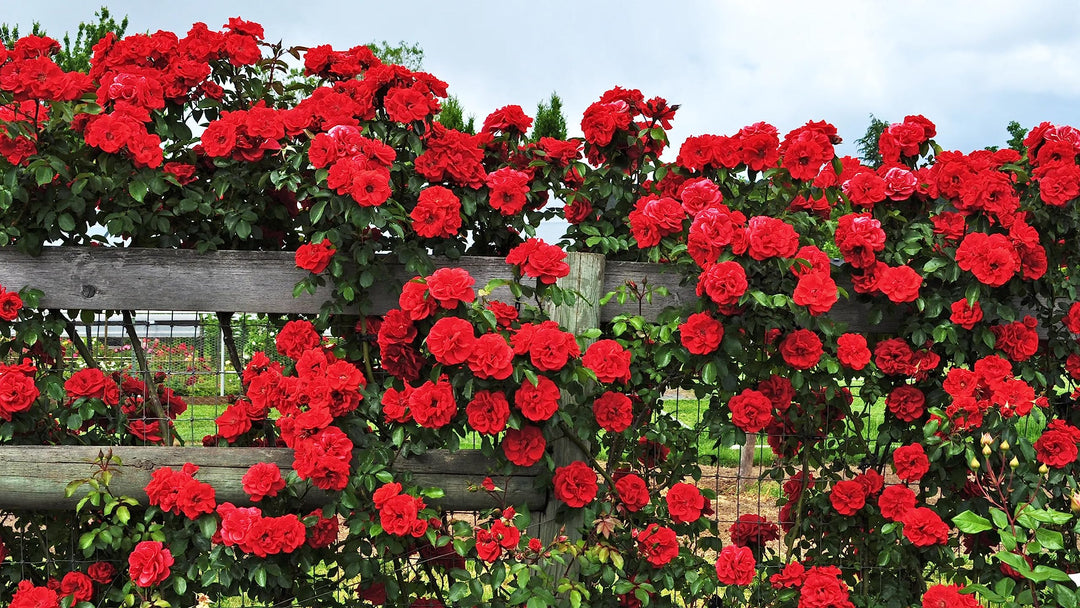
436;95;476;133
0;6;127;72
531;92;567;141
366;39;424;71
854;113;888;168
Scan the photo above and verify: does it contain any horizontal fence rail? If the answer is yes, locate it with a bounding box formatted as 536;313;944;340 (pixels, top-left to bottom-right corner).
0;446;544;512
0;246;888;329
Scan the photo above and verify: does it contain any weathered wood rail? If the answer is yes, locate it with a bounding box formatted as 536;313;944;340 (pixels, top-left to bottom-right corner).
0;246;886;513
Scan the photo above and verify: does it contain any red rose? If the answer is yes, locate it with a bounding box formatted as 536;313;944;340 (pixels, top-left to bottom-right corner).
87;562;116;584
593;391;633;432
242;462;286;502
467;333;514;380
306;508;339;549
412;186;462;238
1034;429;1079;468
922;584;980;608
408;377;457;429
636;523;679;567
877;264;922;303
552;461;598;508
887;385;926;422
425;267;476;309
728;389;774;433
779;329;822;370
829;480;867;515
696;261;748;307
583;339;631;384
0;367;38;421
398;279;437;321
990;318;1040;362
486;167;531;215
501;425;546;466
425;316;477;366
515;375;560;422
128;541;174;588
615;473;649;512
729;514;779;548
955;232;1019;287
59;571;93;603
902;507;949;546
505;238;570;284
878;485;916;521
10;582;58;608
679;312;724;354
836;333;871;370
379;493;426;537
874;338;916;376
294;239;335;274
275;320;321;360
799;567;853;607
512;321;580;372
0;288;22;321
793;271;838;316
65;367;108;399
715;545;756;586
757;375;795;412
893;443;930;482
465;390;510;435
950;299;984;330
746;216;799;261
666;482;705;524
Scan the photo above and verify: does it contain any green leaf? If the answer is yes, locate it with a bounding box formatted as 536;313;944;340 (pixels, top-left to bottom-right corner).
57;213;76;232
922;258;948;274
1029;508;1072;526
953;510;993;534
198;514;218;538
128;180;148;202
1035;527;1064;551
990;508;1008;530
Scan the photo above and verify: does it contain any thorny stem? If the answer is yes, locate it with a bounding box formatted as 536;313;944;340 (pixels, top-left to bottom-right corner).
784;447;812;557
121;310;172;445
215;312;245;382
53;309;97;369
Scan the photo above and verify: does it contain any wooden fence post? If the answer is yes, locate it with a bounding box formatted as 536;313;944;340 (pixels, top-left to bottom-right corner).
539;252;606;576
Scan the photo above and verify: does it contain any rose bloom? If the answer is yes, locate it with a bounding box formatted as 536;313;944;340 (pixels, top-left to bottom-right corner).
950;299;984;330
715;545;756;586
583;339;632;383
467;333;514;380
877;264;922;303
728;389;774;433
902;507;949;546
425;316;476;366
87;561;117;584
294;239;335;274
829;480;868;516
505;238;570;284
800;566;853;608
275;319;322;360
10;582;58;608
636;523;679;567
887;385;926;422
779;329;823;370
836;333;871;370
502;425;546;466
893;443;930;482
745;215;800;261
425;267;476;309
696;260;748;307
1034;429;1079;468
465;390;510;434
0;289;22;321
679;311;724;355
792;270;838;315
60;571;94;603
666;482;706;524
128;541;174;588
730;514;779;548
922;584;980;608
412;185;462;239
593;391;633;432
515;375;560;422
552;460;598;508
878;485;917;521
615;473;649;512
242;462;286;502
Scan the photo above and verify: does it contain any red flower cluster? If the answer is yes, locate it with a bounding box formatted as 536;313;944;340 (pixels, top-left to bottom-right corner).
635;523;679;567
127;540;174;587
412;186;462;238
512;320;580;372
216;502;307;556
583;339;632;383
553;460;598;508
505;238;570;284
0;359;39;421
474;512;521;562
729;514;779;548
145;463;217;520
373;482;428;538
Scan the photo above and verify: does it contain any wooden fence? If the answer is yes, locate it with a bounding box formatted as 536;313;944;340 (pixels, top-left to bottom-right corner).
0;247;886;515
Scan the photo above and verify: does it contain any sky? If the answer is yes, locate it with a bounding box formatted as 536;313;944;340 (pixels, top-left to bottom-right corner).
5;0;1080;158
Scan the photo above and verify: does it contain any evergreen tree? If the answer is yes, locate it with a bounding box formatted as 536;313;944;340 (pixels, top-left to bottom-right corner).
436;96;476;134
366;39;424;71
1006;121;1028;152
0;6;128;72
531;92;567;141
854;114;889;168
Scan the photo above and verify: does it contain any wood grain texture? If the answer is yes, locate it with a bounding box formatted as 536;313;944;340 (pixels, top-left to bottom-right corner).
0;446;543;512
0;247;904;331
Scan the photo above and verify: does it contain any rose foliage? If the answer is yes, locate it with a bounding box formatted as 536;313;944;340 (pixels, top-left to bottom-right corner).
2;18;1080;608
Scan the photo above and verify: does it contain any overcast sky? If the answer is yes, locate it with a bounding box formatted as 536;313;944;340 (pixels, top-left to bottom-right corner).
6;0;1080;157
